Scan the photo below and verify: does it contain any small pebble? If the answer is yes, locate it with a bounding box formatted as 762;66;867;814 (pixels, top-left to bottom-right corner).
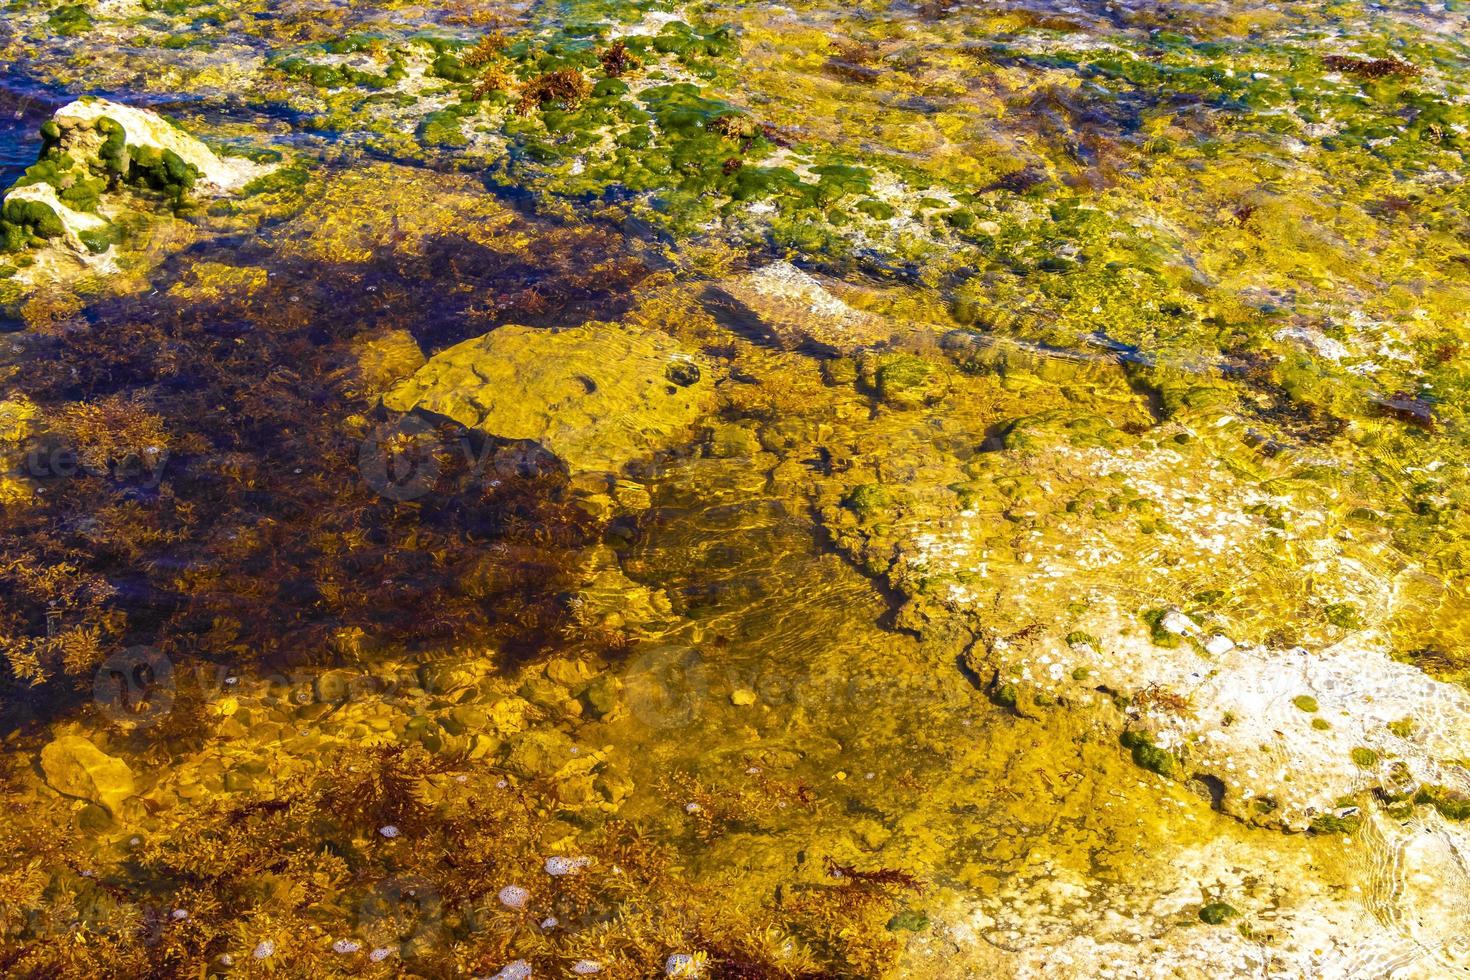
540;916;558;929
1160;609;1196;635
369;947;393;963
491;960;532;980
170;909;189;921
379;825;401;839
332;940;361;954
544;855;589;876
498;884;530;909
685;802;702;814
665;953;703;977
252;940;275;960
571;961;602;975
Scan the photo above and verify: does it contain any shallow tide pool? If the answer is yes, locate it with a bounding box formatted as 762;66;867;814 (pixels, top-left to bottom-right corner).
1;0;1469;977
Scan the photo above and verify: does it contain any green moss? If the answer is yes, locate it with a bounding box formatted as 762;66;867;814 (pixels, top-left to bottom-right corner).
1350;747;1378;767
729;166;799;202
129;145;200;204
243;166;309;196
0;222;29;254
418;109;471;148
863;354;943;409
275;55;402;91
430;53;478;83
1311;718;1331;731
95;118;128;177
59;175;107;213
1388;718;1417;738
77;220;126;254
1292;695;1319;713
854;198;895;220
648;21;737;62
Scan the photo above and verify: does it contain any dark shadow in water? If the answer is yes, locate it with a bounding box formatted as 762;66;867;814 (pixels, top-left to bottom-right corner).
0;214;661;734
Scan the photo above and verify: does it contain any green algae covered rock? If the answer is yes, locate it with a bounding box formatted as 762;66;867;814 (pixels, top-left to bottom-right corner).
1;183;110;254
1;97;277;269
40;734;136;814
382;321;714;475
51;98;272;195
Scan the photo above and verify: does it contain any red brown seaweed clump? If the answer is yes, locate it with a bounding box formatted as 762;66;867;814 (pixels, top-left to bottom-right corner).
515;69;590;115
1323;55;1419;78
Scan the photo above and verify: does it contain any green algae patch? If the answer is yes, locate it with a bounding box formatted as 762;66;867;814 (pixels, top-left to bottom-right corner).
1415;785;1470;821
46;3;94;36
843;483;890;521
860;352;949;409
886;909;930;932
2;0;1470;975
1;198;65;242
1199;902;1239;925
1120;729;1177;778
1143;609;1184;649
1309;810;1363;836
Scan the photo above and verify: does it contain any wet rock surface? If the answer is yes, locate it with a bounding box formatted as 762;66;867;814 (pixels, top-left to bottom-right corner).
0;0;1469;976
40;734;135;814
382;319;715;476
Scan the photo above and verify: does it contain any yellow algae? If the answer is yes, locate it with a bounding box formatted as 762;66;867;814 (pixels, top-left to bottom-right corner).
1;0;1470;975
166;262;269;302
271;163;521;264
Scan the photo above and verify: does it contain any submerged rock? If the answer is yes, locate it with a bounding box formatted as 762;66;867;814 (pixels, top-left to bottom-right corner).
352;329;427;397
40;734;135;814
710;262;895;352
382;321;714;476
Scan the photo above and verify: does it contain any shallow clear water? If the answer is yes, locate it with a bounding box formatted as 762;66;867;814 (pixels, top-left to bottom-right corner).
2;0;1470;976
0;108;42;189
